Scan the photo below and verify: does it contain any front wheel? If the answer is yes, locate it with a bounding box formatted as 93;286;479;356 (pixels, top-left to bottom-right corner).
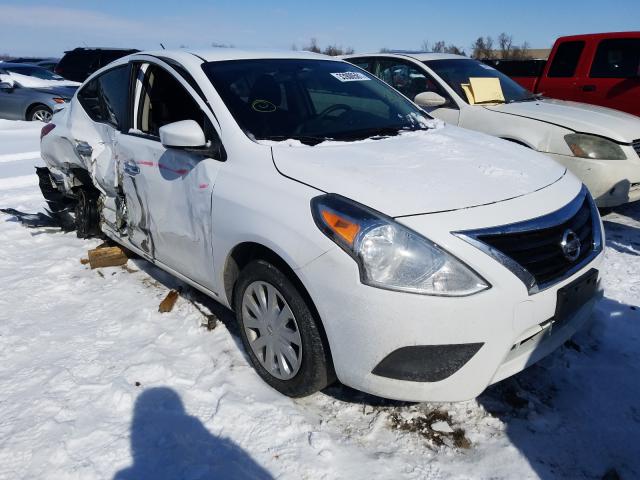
28;105;52;123
234;260;334;397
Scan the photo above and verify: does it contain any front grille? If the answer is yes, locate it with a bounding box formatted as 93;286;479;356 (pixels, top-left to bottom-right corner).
456;186;603;293
477;197;593;286
633;138;640;157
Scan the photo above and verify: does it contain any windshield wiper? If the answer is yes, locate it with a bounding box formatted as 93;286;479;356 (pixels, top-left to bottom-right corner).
509;93;543;103
259;135;333;146
335;125;427;142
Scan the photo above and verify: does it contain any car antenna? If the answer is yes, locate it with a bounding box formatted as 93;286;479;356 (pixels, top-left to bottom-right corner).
160;43;166;50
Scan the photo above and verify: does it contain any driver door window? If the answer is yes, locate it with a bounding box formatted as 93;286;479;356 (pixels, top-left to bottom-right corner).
374;59;446;104
133;63;206;137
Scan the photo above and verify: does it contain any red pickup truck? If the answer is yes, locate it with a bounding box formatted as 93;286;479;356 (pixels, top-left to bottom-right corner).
492;32;640;116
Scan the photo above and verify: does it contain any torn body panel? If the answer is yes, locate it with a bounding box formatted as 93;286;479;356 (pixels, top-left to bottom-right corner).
114;132;221;290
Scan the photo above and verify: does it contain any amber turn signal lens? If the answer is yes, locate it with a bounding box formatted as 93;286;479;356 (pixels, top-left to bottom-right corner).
321;210;361;245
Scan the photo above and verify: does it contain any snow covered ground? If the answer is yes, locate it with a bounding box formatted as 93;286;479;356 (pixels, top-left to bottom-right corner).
0;119;638;479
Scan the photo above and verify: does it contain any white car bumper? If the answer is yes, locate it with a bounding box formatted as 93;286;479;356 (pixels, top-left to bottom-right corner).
298;179;604;402
546;148;640;208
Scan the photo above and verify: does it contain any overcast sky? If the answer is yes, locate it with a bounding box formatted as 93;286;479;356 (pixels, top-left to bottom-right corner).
1;0;638;57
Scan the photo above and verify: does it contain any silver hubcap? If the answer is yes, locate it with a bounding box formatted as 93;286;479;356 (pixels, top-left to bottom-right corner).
32;109;52;122
242;281;302;380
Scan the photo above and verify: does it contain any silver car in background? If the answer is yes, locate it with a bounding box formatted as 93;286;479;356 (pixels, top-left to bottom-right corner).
0;63;78;122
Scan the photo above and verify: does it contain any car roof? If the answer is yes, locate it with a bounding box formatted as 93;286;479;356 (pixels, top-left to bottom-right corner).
343;52;468;62
64;47;140;54
130;47;334;63
0;62;49;68
555;31;640;42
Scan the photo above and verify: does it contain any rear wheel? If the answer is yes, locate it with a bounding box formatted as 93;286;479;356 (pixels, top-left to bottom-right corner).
28;105;52;123
234;260;333;397
74;188;100;238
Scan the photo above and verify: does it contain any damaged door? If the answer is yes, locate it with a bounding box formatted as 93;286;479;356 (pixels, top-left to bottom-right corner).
73;64;132;200
114;60;224;290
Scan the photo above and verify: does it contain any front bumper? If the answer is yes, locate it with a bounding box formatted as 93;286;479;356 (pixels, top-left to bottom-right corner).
297;176;604;402
546;151;640;207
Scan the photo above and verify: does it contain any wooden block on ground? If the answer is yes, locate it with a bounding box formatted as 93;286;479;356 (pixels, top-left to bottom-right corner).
87;246;128;269
159;290;180;313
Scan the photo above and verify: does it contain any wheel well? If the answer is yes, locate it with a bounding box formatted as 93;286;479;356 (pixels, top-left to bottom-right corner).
225;242;303;307
25;102;51;120
500;137;531;148
224;242;335;370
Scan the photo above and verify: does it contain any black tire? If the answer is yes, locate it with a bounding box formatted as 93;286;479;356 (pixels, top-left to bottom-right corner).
75;188;100;238
27;104;52;123
233;259;334;397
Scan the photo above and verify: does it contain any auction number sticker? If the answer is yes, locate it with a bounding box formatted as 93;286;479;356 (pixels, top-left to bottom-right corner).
330;72;371;82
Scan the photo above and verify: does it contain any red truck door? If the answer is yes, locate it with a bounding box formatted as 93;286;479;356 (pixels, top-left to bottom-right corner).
537;40;587;101
580;37;640;116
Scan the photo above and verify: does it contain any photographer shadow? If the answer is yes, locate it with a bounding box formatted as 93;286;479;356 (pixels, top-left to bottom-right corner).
114;387;272;480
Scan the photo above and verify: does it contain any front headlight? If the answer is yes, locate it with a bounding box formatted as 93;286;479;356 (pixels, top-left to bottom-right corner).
311;194;490;296
564;133;626;160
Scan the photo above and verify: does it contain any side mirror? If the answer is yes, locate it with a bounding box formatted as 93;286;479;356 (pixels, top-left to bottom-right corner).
414;91;447;108
159;120;206;149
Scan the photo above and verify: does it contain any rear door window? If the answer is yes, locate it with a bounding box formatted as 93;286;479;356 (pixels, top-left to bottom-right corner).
349;57;375;73
589;38;640;78
547;41;585;77
77;65;130;128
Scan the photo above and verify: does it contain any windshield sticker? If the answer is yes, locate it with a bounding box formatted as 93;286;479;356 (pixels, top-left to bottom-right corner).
330;72;371;82
251;99;277;113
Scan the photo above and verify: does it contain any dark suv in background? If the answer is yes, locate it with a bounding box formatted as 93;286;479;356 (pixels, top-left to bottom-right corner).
54;47;139;82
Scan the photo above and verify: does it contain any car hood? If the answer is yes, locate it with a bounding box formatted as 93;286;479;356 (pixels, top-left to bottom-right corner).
270;125;566;217
30;85;78;97
484;99;640;143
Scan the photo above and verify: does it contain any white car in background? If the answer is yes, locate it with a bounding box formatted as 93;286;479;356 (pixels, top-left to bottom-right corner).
344;52;640;207
40;49;603;402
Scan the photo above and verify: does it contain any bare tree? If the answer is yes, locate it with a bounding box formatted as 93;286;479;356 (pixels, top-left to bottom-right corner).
428;40;465;56
498;33;513;59
511;41;532;60
303;38;321;54
445;44;466;56
301;39;354;56
432;40;446;53
211;42;234;48
471;36;495;59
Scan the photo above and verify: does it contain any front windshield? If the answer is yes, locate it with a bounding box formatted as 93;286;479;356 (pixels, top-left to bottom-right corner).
202;59;432;144
424;59;535;104
6;65;63;80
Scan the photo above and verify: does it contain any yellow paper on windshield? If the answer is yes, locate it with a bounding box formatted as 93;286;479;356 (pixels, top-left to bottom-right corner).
461;83;475;104
468;77;504;104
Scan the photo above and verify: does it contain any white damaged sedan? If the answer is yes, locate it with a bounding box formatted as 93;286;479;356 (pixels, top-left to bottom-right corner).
40;49;604;402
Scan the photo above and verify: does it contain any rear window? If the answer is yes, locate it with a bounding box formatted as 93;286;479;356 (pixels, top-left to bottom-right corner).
59;50;97;68
3;65;62;80
548;41;585;78
590;38;640;78
484;59;546;78
77;65;130;128
100;50;139;67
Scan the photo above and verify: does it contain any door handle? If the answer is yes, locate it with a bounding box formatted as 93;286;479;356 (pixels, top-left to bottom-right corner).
581;84;596;92
75;141;93;161
123;160;140;176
